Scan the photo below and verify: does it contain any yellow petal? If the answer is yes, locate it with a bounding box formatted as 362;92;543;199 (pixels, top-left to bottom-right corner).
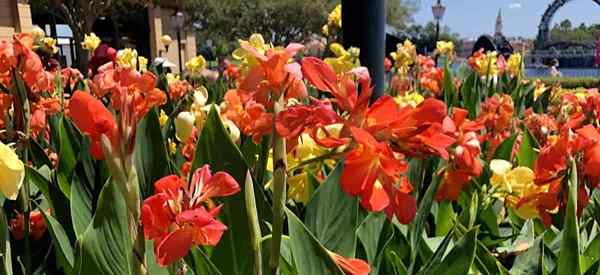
0;142;25;200
490;159;512;176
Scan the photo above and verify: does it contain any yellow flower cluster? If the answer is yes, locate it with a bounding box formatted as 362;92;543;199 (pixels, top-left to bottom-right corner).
394;91;425;108
185;55;207;74
138;56;148;72
507;53;523;76
436;41;455;59
390;40;417;77
324;43;360;74
322;4;342;36
232;33;272;72
82;33;101;52
116;48;138;69
475;51;499;77
489;159;548;220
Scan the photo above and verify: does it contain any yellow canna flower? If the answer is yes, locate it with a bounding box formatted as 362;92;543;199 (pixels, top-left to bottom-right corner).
40;37;58;54
82;33;101;52
489;159;548;220
324;43;360;74
31;26;46;40
436;41;455;59
288;174;312;204
475;51;499;77
328;4;342;28
175;111;195;141
116;48;138;69
185;55;207;74
0;142;25;200
166;73;180;85
390;40;417;77
507;53;523;76
533;79;547;99
159;110;168;126
395;91;424;108
138;56;148;72
190;87;209;130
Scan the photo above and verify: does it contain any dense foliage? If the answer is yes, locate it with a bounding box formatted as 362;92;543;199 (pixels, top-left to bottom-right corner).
1;6;600;275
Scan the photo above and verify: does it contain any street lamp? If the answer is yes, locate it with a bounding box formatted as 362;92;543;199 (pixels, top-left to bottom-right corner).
174;11;185;73
159;34;172;57
432;0;446;62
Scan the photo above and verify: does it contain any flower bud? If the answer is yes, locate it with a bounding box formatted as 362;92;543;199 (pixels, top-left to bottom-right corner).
175;111;195;141
0;142;25;200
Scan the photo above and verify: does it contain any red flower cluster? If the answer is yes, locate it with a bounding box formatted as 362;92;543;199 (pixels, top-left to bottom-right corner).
10;211;48;241
141;165;240;266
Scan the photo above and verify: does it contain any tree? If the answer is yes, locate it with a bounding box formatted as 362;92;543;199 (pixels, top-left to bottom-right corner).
387;0;419;31
30;0;149;73
398;21;462;54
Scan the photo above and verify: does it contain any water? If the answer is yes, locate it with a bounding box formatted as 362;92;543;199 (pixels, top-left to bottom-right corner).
525;68;600;78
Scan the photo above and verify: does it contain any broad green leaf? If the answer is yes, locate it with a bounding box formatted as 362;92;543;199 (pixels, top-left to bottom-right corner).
134;108;171;198
74;180;132;275
39;207;75;268
0;208;12;275
190;106;271;275
70;172;94;237
557;161;581;275
517;127;538;169
305;163;359;257
29;139;52;168
186;248;223;275
385;251;408;275
435;201;454;237
428;227;478;275
510;236;543;275
582;232;600;273
457;223;509;275
286;209;344;275
420;227;456;274
144;241;169;275
27;166;52;209
357;212;386;267
492;134;517;161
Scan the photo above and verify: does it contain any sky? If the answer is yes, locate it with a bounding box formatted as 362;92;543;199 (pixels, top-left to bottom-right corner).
413;0;600;39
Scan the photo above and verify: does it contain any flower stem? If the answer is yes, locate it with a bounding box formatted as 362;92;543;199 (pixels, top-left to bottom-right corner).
21;152;31;275
244;170;262;275
270;98;287;275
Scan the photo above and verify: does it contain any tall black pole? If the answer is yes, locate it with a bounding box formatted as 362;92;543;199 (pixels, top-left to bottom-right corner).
342;0;386;102
434;20;440;64
176;29;183;74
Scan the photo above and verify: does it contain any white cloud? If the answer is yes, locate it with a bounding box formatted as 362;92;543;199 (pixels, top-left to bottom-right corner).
509;2;522;9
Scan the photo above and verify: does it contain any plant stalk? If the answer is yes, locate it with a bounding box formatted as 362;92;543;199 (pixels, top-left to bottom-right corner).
270;98;287;275
244;170;262;275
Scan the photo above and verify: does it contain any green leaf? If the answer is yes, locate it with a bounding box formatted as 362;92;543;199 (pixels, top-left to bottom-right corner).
582;231;600;273
557;160;581;275
517;127;538;169
29;139;52;168
70;172;94;237
144;241;169;275
190;106;271;275
435;201;455;237
510;236;543;275
74;180;132;275
420;227;456;274
357;212;386;267
305;163;359;257
186;248;223;275
0;208;12;275
286;209;344;275
38;207;75;268
262;235;297;275
492;134;517;161
135;108;171;198
428;227;478;275
27;166;52;209
457;223;509;275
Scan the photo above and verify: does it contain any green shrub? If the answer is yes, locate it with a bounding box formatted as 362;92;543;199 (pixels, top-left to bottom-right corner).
528;76;600;89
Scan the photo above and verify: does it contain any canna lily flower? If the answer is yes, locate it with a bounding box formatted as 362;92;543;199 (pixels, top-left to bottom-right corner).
328;250;370;275
390;40;417;77
322;4;342;36
489;159;548;220
141;165;240;266
10;210;47;241
159;110;168;126
0;142;25;200
324;43;360;74
138;56;148;72
394;91;424;108
175;111;195;142
82;33;101;52
0;94;12;129
39;37;58;54
468;49;499;77
31;26;46;40
436;41;455;60
185;55;207;74
68;91;117;160
507;53;523;77
116;48;138;69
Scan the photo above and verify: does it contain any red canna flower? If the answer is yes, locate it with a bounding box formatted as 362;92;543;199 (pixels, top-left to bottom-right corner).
141;165;240;266
10;210;47;241
328;250;371;275
275;100;343;146
68;91;117;160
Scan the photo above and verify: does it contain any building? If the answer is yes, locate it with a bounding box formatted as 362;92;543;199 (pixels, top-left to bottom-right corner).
0;0;33;41
3;1;196;74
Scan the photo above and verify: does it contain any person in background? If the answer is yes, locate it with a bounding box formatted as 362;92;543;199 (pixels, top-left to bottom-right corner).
549;58;562;77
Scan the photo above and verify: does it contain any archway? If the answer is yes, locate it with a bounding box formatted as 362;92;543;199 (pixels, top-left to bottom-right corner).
536;0;600;48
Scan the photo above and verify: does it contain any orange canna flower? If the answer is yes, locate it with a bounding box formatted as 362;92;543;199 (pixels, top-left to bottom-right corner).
10;210;47;241
68;91;117;160
328;250;371;275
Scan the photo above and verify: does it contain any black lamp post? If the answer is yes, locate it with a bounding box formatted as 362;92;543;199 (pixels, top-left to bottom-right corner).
174;11;185;74
342;0;385;102
432;0;446;61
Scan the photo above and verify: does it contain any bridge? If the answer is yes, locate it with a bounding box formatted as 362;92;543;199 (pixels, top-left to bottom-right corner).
525;49;596;67
536;0;600;49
